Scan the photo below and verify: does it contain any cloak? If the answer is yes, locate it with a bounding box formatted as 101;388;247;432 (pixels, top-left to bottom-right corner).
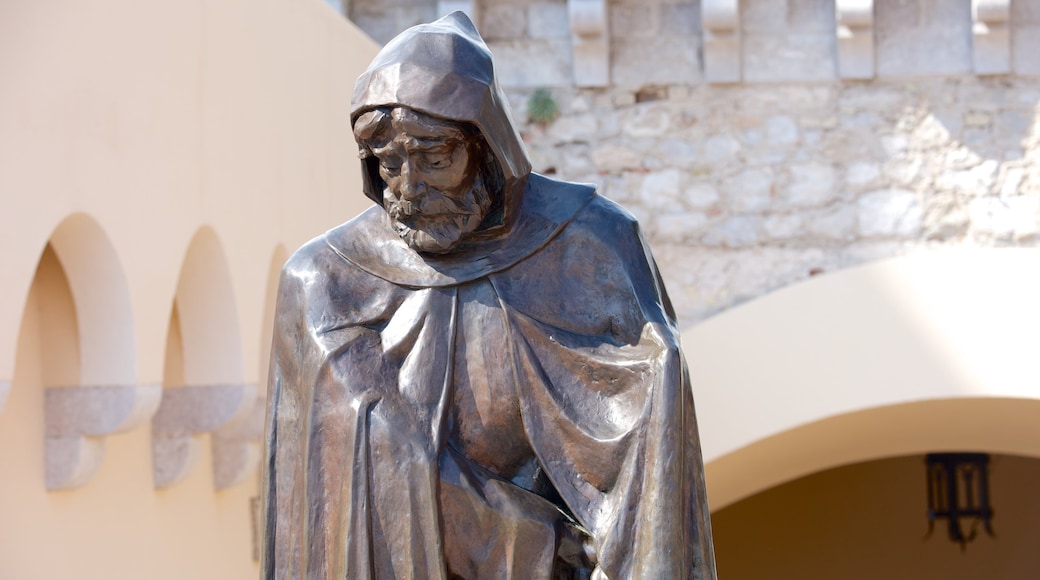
261;12;715;580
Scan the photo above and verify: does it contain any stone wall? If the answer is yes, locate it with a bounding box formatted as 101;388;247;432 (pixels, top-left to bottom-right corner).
335;0;1040;327
507;79;1040;326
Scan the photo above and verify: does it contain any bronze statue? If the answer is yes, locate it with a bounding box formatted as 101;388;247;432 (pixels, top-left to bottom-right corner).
261;12;716;579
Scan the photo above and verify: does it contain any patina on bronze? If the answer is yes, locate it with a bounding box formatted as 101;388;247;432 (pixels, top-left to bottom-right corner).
261;12;716;579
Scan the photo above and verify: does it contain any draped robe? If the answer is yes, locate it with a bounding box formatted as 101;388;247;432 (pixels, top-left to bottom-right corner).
261;175;715;579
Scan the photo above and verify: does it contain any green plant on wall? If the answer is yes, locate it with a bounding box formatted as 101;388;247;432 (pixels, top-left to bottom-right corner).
527;88;559;127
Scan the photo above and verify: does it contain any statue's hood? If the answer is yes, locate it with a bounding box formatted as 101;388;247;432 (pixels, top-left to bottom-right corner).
350;12;532;210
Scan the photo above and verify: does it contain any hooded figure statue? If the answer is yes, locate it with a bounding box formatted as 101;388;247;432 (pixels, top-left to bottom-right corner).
261;12;716;580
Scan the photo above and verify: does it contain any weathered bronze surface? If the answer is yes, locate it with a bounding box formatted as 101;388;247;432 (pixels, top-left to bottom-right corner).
261;12;716;579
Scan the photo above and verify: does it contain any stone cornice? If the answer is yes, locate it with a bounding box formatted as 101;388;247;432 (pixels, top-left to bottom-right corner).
45;384;162;490
212;397;266;490
151;384;257;488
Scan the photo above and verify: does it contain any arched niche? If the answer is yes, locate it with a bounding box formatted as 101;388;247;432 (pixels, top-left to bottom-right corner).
681;248;1040;510
210;244;288;491
12;214;159;491
152;226;255;489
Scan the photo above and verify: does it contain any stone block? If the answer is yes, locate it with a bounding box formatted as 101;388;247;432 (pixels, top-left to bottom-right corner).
547;113;598;141
658;138;699;167
607;33;707;87
591;144;642;170
703;215;763;247
489;39;572;87
610;5;658;37
1013;0;1040;23
969;196;1040;239
1012;26;1040;75
620;104;673;138
808;205;857;239
561;151;597;176
45;384;162;490
212;399;267;490
722;168;774;212
685;182;722;208
882;158;922;186
763;214;805;239
789;0;838;32
152;384;258;488
935;160;998;195
783;162;838;208
741;0;786;33
351;13;401;44
875;0;972;76
481;5;528;40
846;162;881;187
661;3;700;35
701;134;742;164
640;169;683;207
998;166;1026;197
656;211;712;242
743;33;837;82
920;192;969;240
858;188;923;237
881;133;909;156
766;116;800;145
529;2;570;39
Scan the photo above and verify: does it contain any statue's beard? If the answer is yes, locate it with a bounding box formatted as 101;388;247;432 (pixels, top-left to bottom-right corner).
384;175;492;254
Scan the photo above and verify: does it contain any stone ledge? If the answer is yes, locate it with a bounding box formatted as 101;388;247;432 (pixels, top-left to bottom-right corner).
212;398;266;490
152;384;257;488
45;384;163;491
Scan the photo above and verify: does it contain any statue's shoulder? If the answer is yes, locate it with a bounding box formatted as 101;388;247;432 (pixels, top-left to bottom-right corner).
550;184;642;244
279;207;390;295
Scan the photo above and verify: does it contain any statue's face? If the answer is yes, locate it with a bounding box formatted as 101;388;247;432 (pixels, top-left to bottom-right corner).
360;108;492;254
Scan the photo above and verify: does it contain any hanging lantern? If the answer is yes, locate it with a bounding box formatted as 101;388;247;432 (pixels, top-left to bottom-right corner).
925;453;995;548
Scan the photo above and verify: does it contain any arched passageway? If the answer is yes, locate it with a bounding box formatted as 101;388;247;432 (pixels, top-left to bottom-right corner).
681;249;1040;509
712;453;1040;579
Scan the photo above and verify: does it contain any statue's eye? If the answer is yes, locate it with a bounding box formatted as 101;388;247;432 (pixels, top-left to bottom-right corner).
427;155;451;169
379;160;401;175
423;150;452;170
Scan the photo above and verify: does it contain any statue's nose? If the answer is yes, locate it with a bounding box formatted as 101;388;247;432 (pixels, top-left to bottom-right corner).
398;163;427;201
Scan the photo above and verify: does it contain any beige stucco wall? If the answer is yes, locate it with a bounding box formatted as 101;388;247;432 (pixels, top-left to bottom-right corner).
0;0;378;577
0;0;378;385
684;249;1040;511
